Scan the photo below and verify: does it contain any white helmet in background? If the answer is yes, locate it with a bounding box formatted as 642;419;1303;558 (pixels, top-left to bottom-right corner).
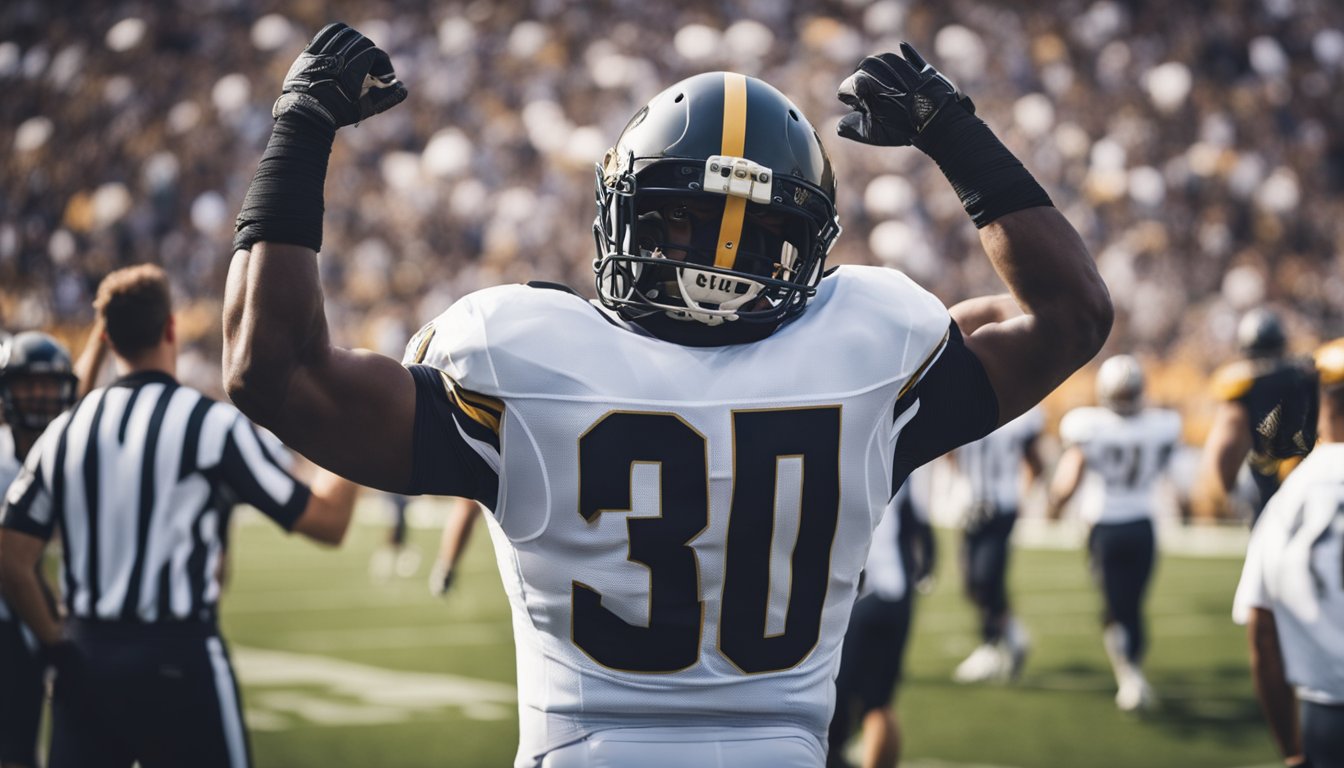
1096;354;1145;415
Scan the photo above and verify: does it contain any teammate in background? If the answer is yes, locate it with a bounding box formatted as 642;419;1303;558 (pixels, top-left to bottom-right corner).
1049;355;1181;711
1233;337;1344;768
224;26;1110;766
369;492;421;580
828;466;935;768
948;405;1043;683
0;332;77;768
1198;309;1319;523
0;265;362;768
428;497;482;597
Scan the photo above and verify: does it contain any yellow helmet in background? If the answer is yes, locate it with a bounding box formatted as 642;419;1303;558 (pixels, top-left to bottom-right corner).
1315;337;1344;389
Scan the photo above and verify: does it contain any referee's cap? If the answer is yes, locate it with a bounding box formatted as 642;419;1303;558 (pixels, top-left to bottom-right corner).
1316;337;1344;389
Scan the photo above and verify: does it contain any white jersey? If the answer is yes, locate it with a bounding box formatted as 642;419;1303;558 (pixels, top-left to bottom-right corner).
861;464;932;602
955;406;1042;513
408;266;951;766
1059;406;1182;525
1233;443;1344;705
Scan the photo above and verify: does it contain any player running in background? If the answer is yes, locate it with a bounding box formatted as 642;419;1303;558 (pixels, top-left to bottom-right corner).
224;25;1110;766
0;332;77;768
428;497;482;598
948;405;1043;684
1198;309;1319;523
1233;337;1344;768
1049;355;1181;711
828;466;934;768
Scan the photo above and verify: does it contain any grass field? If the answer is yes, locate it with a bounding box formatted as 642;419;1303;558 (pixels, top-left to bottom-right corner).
221;499;1280;768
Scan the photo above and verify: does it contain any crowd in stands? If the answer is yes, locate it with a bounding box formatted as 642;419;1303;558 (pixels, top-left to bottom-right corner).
2;0;1342;423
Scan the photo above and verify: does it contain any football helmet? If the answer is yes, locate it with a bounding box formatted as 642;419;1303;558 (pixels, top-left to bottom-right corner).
1317;337;1344;390
593;72;841;328
1096;354;1144;415
0;331;77;431
1237;308;1286;358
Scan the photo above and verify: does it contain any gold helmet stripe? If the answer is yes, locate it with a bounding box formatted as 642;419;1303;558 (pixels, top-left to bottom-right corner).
714;73;749;270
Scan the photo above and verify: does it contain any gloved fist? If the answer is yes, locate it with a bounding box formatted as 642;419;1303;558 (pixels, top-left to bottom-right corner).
273;22;407;129
836;42;975;148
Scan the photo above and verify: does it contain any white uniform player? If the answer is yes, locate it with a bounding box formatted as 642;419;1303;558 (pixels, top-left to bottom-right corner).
950;406;1042;683
1233;337;1344;767
406;268;953;767
1052;355;1181;711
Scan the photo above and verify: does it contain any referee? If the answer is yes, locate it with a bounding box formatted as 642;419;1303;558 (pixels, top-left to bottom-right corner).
0;264;360;768
1234;337;1344;768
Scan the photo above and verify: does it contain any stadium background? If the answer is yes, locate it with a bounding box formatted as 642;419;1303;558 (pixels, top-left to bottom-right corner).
2;0;1342;765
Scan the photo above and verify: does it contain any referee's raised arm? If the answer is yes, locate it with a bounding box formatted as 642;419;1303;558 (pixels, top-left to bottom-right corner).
224;23;416;493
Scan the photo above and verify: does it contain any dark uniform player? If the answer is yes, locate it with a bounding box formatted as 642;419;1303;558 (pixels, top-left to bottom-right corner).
1199;309;1318;522
0;332;78;768
829;468;935;768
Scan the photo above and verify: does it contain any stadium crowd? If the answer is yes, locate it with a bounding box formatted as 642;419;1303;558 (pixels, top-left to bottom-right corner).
2;0;1343;408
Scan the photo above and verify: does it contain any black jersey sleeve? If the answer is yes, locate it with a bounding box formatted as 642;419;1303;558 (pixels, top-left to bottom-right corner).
407;364;501;508
891;321;1000;490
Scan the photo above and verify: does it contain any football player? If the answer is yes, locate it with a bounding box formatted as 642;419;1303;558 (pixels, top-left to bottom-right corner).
1233;337;1344;768
1197;309;1318;523
1049;355;1182;711
224;25;1111;766
948;405;1042;683
828;467;934;768
0;332;78;768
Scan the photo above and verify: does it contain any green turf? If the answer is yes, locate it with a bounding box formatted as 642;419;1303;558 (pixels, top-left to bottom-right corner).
221;501;1280;768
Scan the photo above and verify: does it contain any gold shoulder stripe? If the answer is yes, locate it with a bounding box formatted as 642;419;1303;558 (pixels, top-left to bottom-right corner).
1211;361;1254;401
438;372;502;434
897;327;952;400
455;387;505;417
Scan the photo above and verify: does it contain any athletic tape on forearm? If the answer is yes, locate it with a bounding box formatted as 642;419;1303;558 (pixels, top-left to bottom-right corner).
914;106;1053;228
233;113;336;253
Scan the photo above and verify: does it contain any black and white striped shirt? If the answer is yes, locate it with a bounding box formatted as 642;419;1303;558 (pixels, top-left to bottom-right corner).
0;370;309;624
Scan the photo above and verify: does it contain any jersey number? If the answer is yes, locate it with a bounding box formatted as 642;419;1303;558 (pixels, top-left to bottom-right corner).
575;408;841;674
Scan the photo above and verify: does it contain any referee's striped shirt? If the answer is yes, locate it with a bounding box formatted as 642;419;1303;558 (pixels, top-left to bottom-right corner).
0;370;310;624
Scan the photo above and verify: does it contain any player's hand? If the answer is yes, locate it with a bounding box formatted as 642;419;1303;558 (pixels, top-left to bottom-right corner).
273;22;408;129
836;42;975;148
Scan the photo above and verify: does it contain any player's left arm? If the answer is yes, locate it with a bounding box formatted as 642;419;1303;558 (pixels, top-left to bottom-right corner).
1246;607;1306;766
838;45;1112;427
224;23;414;491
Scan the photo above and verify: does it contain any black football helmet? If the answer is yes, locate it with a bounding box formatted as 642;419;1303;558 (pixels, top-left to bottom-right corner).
593;72;841;328
1237;308;1286;358
0;331;77;431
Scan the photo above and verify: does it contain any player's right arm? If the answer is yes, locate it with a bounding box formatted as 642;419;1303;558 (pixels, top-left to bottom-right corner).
837;45;1112;427
223;23;413;491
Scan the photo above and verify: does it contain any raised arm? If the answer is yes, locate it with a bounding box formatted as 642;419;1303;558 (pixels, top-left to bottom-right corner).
837;45;1112;425
223;23;413;490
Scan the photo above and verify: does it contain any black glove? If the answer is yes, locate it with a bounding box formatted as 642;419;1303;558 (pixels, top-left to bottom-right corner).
836;42;975;149
273;22;407;129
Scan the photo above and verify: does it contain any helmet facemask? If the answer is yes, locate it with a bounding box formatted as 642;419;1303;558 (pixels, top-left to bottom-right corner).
594;155;837;327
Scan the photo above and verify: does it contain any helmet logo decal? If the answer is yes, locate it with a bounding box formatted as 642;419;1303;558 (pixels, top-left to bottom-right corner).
715;73;749;270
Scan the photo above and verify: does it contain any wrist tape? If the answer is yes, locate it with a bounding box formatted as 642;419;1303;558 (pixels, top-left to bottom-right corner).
233;113;336;252
913;106;1053;228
